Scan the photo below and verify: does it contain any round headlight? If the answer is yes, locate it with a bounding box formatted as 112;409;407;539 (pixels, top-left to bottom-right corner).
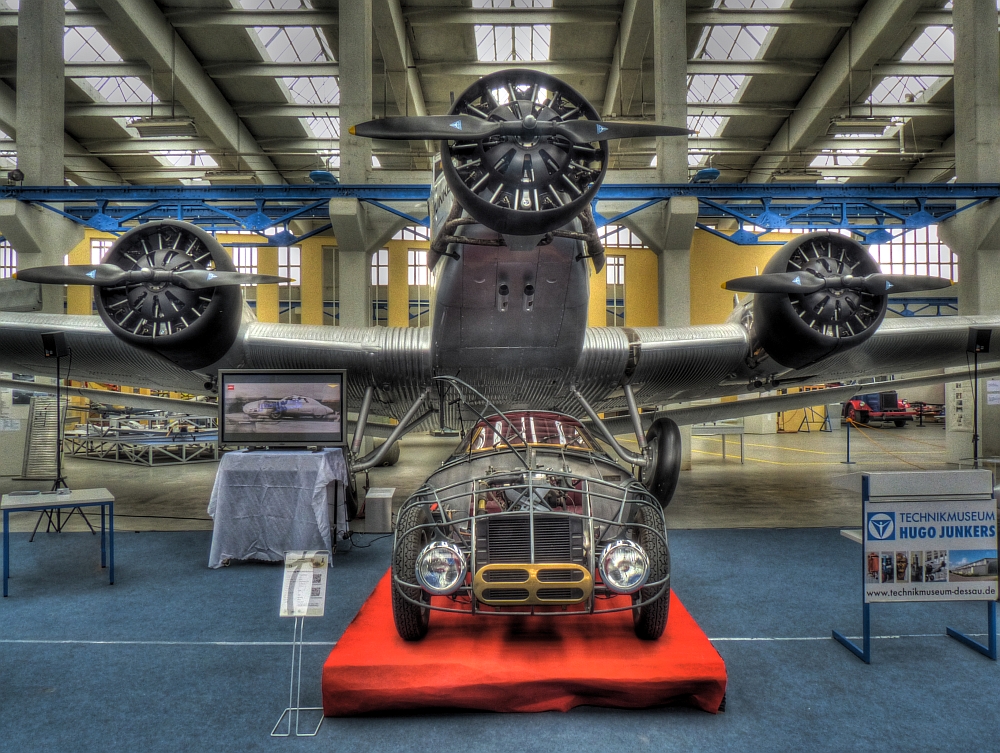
598;540;650;595
415;541;467;596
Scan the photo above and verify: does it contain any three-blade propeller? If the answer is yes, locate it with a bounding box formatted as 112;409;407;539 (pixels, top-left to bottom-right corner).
15;265;290;290
350;115;692;143
723;271;953;296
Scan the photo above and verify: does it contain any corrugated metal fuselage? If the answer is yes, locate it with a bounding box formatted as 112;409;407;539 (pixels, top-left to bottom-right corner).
430;225;592;410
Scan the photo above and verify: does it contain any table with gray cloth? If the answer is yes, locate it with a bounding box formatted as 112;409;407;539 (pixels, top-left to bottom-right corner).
208;449;348;568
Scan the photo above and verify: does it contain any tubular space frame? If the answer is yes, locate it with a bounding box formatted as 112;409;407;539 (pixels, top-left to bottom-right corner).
1;183;997;246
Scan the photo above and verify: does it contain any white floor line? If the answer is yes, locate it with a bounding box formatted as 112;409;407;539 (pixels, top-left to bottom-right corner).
710;633;986;642
0;639;338;646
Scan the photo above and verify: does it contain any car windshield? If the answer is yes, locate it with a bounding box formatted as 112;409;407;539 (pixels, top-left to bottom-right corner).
459;413;596;453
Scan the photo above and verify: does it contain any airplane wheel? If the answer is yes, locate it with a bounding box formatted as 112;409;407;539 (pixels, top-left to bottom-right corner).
631;504;670;640
392;505;431;641
641;417;682;506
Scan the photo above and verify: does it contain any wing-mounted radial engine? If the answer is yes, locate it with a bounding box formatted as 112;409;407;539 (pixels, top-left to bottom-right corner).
725;232;953;370
16;220;288;370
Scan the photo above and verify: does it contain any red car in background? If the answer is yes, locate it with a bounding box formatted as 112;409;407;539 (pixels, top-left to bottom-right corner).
842;390;917;427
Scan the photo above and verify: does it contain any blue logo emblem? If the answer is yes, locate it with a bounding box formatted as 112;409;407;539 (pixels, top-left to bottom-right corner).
885;281;893;290
85;270;96;279
867;512;895;541
596;124;608;134
450;120;462;130
207;273;217;280
792;275;801;285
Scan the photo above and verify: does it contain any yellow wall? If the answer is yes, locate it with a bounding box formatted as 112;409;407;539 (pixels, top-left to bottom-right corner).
64;225;798;331
299;239;324;326
688;229;797;326
66;235;98;315
386;240;410;328
255;246;279;323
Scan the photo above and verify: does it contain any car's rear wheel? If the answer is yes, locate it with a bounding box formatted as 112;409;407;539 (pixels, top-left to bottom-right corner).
894;419;907;428
631;504;670;640
391;504;431;641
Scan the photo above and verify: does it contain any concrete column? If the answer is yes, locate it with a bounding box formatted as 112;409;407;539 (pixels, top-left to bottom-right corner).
339;0;372;184
337;248;369;328
333;0;373;327
16;0;64;187
939;0;1000;461
2;0;79;314
652;0;687;186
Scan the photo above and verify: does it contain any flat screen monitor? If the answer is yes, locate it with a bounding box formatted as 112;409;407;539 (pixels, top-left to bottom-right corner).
218;370;346;448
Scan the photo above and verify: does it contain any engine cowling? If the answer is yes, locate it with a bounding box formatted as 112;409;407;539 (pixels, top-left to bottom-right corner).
94;221;243;371
751;232;887;370
440;69;608;237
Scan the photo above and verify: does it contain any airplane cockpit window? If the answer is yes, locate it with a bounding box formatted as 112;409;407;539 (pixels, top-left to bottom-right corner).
461;413;595;453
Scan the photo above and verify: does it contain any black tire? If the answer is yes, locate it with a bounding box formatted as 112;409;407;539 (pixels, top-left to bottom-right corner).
641;417;682;506
846;404;857;422
631;504;670;640
893;419;907;428
391;505;431;641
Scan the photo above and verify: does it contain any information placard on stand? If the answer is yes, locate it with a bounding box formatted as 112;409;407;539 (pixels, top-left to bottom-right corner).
272;550;329;738
833;471;998;663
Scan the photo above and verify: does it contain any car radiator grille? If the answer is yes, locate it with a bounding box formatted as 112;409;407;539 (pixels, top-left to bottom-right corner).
475;514;585;570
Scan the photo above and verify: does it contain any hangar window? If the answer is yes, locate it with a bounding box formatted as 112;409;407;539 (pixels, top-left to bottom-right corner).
394;226;431;242
90;239;112;265
869;226;958;282
606;256;626;327
278;247;300;286
0;239;15;279
370;248;389;327
231;247;258;284
600;225;646;249
474;0;552;63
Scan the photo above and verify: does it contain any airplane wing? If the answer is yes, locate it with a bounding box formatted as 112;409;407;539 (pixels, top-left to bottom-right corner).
614;314;1000;410
0;312;430;421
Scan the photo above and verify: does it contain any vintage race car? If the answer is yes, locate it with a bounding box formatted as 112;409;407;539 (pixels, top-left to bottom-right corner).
390;410;670;641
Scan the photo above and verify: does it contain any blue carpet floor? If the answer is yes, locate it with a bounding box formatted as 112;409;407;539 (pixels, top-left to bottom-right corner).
0;527;997;752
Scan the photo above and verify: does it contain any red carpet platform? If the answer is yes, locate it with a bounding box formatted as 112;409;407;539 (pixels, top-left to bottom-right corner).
322;571;727;715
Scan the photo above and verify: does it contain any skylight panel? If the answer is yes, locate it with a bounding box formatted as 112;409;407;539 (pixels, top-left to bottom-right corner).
282;76;339;105
155;150;218;168
474;0;552;62
868;27;952;105
84;77;156;104
686;0;781;141
303;116;339;140
64;26;121;62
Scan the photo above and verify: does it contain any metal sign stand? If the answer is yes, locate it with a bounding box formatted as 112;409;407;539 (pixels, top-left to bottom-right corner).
271;616;323;737
834;471;998;664
271;549;329;738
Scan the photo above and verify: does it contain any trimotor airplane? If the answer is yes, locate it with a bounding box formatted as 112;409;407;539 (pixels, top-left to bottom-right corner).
1;68;996;508
240;395;338;422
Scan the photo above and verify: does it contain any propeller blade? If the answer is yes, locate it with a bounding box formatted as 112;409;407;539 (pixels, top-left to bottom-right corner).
14;264;126;286
556;120;694;143
350;115;499;141
723;272;825;294
171;270;291;289
859;274;953;295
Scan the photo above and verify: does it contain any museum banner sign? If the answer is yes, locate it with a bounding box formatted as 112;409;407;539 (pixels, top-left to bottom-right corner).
865;497;998;603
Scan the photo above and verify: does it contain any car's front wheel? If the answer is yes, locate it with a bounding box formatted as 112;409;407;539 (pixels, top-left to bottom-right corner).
391;504;431;641
631;504;670;640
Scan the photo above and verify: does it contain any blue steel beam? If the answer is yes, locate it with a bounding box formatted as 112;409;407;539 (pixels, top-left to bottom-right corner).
1;183;998;245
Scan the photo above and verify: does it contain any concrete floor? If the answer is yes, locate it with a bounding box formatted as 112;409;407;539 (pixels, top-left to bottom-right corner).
0;421;956;533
